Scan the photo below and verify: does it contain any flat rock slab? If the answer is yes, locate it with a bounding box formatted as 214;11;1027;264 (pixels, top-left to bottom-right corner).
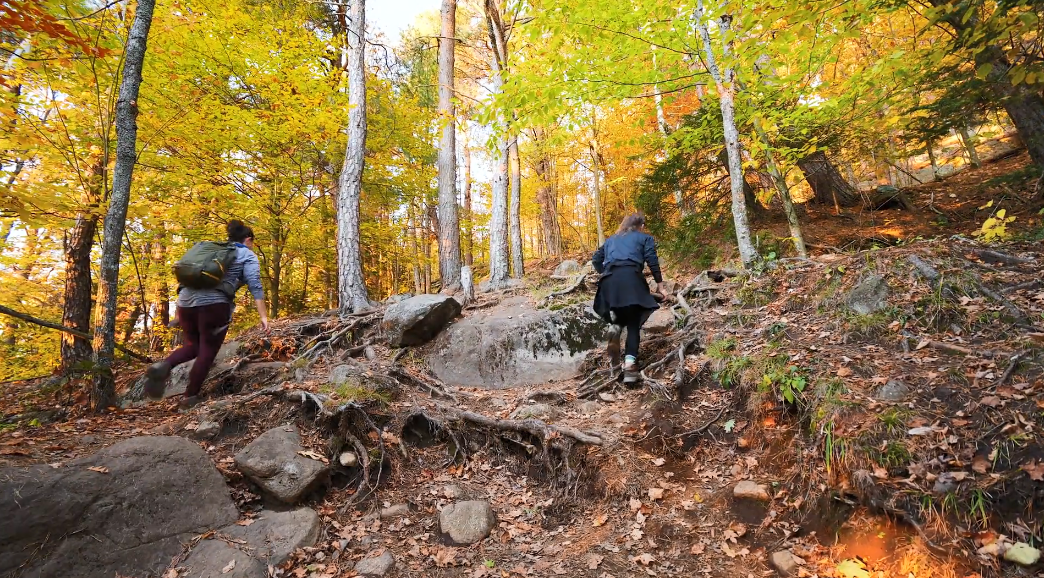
383;294;462;347
354;551;396;576
179;539;267;578
0;436;239;578
235;425;330;504
223;508;321;566
440;500;496;544
733;480;771;501
428;298;611;389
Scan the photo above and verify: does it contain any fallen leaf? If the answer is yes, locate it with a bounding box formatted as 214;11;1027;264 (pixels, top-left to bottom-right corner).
648;488;665;501
632;553;655;566
836;558;870;578
836;367;853;377
87;466;109;474
630;528;644;540
629;498;642;511
980;396;1001;408
651;457;666;467
723;419;736;433
586;554;603;570
690;542;706;555
432;547;457;567
872;467;888;479
907;426;939;436
235;518;256;526
592;513;608;527
297;450;326;462
972;454;991;474
1021;460;1044;481
221;559;236;574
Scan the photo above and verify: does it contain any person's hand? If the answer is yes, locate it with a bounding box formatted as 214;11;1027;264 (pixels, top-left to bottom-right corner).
260;318;271;334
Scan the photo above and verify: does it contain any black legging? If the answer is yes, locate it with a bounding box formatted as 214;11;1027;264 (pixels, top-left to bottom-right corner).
613;305;651;358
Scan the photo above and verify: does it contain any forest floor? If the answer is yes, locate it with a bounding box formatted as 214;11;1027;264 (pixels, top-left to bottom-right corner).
2;145;1044;578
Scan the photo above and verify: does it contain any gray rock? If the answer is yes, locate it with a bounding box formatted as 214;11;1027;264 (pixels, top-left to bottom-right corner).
875;380;911;402
191;420;222;440
443;485;465;499
598;392;616;402
383;294;462;347
846;274;890;316
579;401;601;415
0;436;239;578
354;551;395;576
769;551;798;576
234;425;330;504
439;500;496;544
339;451;359;467
380;503;410;518
643;308;675;335
509;403;557;421
551;260;582;279
1004;542;1041;566
733;480;770;501
126;341;242;400
384;293;414;305
932;472;960;495
221;508;320;566
179;539;267;578
658;280;678;295
329;362;362;386
608;413;627;424
428;299;611;389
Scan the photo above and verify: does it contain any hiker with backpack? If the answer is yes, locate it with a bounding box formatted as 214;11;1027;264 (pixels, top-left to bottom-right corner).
592;213;665;384
144;220;269;408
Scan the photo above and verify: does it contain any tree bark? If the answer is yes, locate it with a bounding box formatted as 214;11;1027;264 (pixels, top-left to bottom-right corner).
436;0;462;291
336;0;371;312
695;0;757;267
61;162;103;373
91;0;155;408
796;150;860;208
589;141;605;245
533;146;561;258
485;0;510;289
752;123;806;258
716;147;761;215
463;140;473;266
508;135;524;277
926;140;941;180
957;124;981;168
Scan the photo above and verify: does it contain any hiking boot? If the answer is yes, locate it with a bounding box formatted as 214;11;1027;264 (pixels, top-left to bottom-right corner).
622;355;637;372
178;396;202;411
143;361;171;401
622;370;641;385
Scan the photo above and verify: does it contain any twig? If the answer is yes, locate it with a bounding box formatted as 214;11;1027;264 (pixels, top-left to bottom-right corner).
675;405;726;438
995;350;1029;387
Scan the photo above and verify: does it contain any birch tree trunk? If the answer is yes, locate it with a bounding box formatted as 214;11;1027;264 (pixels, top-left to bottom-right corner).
463;140;473;266
484;0;510;288
508;135;524;277
436;0;462;291
589;142;605;246
336;0;371;312
694;0;757;267
91;0;156;408
752;122;807;258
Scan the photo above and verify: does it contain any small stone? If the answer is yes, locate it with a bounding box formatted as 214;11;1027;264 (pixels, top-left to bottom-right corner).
598;392;616;402
339;451;358;467
509;403;556;421
846;274;890;315
875;380;911;402
579;401;601;415
608;413;627;425
443;485;465;499
190;420;221;440
1004;542;1041;566
733;480;770;501
354;551;395;576
769;551;798;576
439;500;496;544
380;503;410;519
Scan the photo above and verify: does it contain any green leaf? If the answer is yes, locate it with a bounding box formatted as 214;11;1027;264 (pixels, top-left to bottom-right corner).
975;63;993;80
836;559;871;578
723;419;736;433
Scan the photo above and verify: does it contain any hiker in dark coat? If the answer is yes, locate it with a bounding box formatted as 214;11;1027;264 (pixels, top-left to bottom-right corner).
592;213;663;373
144;220;269;408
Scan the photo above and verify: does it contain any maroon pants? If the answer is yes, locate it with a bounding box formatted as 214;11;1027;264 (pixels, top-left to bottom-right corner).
165;303;232;397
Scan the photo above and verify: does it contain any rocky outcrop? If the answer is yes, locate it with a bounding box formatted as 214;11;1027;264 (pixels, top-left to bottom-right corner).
235;425;330;504
427;298;610;389
0;436;239;578
383;294;462;347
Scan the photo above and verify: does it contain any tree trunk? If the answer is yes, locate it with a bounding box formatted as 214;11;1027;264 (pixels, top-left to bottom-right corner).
695;0;757;267
61;158;104;373
589;142;605;245
460;265;474;307
958;124;981;168
336;0;371;312
796;150;860;208
463;140;473;266
534;151;561;258
715;147;762;215
753;123;807;258
91;0;155;409
0;219;12;249
436;0;462;291
508;135;524;277
409;210;422;294
488;134;510;287
926;140;941;180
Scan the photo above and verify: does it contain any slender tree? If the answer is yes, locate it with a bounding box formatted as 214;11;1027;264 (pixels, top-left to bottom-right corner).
508;135;523;277
336;0;371;311
91;0;156;409
436;0;462;290
484;0;510;288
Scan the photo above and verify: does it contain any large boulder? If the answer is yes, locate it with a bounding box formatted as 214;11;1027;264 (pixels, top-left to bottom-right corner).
427;298;611;389
551;260;582;279
0;436;239;578
235;425;330;504
383;294;462;347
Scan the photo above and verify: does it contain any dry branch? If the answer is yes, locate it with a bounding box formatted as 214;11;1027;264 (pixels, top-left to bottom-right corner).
0;303;151;362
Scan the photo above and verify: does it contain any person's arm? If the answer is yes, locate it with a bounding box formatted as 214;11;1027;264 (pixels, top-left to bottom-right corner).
241;252;270;332
643;235;663;285
592;244;606;274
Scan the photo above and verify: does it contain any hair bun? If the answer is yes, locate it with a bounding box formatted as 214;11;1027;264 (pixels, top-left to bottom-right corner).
227;219;245;235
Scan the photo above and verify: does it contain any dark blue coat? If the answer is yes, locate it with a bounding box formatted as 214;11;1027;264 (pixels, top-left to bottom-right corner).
591;231;662;322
